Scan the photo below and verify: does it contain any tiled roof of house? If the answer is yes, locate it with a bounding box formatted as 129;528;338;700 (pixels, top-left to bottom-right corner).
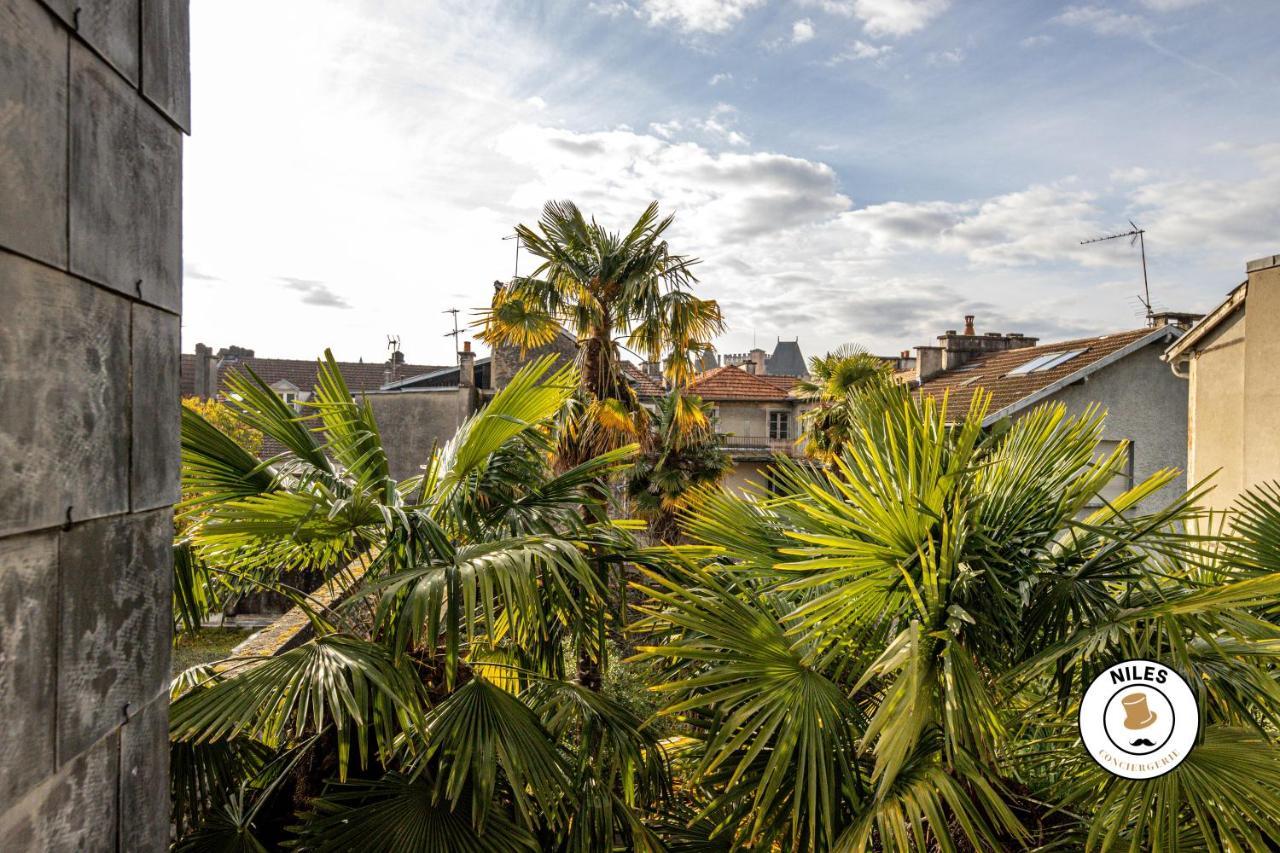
179;354;447;398
621;361;667;398
687;365;797;401
755;374;804;393
914;326;1177;422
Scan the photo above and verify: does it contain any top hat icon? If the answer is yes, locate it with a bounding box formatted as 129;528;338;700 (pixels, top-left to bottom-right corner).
1121;691;1158;729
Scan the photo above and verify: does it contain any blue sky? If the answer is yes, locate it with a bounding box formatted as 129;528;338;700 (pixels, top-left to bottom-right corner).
183;0;1280;366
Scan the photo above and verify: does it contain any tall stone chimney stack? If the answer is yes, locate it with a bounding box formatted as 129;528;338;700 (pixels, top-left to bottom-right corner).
749;348;767;375
194;342;218;400
459;340;476;388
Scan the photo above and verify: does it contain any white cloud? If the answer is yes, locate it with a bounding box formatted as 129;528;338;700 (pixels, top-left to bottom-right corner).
524;95;547;110
649;119;683;139
828;40;894;63
637;0;765;33
708;71;733;85
1054;5;1150;38
698;105;750;146
1138;0;1207;10
792;18;816;43
183;0;1280;363
808;0;951;37
1020;34;1053;48
1130;144;1280;247
1110;166;1153;184
927;48;964;65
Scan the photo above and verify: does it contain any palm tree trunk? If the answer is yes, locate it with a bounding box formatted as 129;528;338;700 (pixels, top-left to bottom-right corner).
576;327;612;690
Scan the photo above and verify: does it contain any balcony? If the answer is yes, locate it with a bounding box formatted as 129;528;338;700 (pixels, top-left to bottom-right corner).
718;433;800;459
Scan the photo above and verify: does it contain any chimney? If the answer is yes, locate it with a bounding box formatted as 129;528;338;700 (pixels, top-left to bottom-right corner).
392;349;405;365
938;318;1039;370
916;345;943;381
194;342;218;400
749;348;767;375
459;340;476;388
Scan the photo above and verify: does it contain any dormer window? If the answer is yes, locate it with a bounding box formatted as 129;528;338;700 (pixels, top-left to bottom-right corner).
270;380;304;413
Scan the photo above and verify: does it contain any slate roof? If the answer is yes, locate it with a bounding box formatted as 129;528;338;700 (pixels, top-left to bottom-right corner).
179;354;447;398
914;326;1181;423
768;339;809;377
686;365;799;401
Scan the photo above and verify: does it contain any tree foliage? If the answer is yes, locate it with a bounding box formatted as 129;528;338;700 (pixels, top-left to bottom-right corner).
635;379;1280;851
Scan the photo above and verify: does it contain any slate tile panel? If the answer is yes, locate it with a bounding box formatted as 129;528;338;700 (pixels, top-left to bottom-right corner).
56;510;172;763
69;39;182;311
0;0;68;267
0;252;130;537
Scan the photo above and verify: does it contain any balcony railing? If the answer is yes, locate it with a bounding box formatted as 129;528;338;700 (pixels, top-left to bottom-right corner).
718;433;800;456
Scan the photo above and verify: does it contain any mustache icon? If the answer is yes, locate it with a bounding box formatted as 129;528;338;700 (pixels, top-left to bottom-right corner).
1130;737;1157;747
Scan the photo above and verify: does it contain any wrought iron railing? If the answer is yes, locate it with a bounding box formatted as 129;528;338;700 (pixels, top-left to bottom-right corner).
718;433;799;455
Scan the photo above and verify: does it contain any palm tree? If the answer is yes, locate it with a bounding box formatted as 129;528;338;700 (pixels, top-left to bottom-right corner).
627;388;731;544
792;344;892;461
170;354;671;850
478;200;724;460
634;379;1280;851
478;200;724;687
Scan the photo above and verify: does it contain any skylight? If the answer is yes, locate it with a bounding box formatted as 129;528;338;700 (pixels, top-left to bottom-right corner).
1006;348;1087;377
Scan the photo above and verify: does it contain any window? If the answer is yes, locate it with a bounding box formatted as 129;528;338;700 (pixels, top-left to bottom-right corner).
768;410;791;440
1005;348;1087;377
1087;439;1134;507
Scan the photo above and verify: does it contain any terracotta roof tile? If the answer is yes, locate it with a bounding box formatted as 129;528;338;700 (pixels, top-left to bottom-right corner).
687;365;794;401
913;327;1166;420
621;361;667;398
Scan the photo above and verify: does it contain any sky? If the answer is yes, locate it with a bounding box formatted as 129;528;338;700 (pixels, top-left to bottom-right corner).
182;0;1280;368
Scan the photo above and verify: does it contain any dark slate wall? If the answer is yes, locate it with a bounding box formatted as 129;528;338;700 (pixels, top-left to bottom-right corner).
0;0;188;849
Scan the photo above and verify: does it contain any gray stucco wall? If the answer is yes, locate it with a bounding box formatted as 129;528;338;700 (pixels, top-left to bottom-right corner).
0;1;188;849
367;388;479;481
1041;339;1188;514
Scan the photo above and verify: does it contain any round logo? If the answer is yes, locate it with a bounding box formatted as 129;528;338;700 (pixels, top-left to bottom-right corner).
1079;659;1198;779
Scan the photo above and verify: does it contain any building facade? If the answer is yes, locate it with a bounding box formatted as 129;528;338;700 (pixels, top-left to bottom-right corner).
0;1;188;849
1163;254;1280;512
912;318;1190;514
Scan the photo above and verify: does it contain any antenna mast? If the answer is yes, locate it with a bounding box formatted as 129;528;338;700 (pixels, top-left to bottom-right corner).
501;231;522;280
1081;221;1152;321
443;308;461;366
386;334;402;382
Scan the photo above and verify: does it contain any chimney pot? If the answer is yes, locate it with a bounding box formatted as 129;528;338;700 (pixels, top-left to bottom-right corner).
963;315;975;335
463;340;471;353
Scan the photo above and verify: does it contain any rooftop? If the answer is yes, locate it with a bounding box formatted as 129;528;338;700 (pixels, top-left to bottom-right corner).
686;364;801;401
914;326;1182;424
180;352;447;397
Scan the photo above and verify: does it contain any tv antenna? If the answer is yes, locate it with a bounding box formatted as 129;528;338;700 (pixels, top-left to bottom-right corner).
501;231;522;280
386;334;402;381
443;308;461;364
1081;221;1152;321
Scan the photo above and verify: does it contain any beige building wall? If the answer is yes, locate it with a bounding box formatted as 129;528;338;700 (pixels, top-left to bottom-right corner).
1242;260;1280;492
1180;255;1280;512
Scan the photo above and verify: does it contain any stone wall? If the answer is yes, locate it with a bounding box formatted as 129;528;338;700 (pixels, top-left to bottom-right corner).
366;387;479;481
0;0;188;849
490;330;579;390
